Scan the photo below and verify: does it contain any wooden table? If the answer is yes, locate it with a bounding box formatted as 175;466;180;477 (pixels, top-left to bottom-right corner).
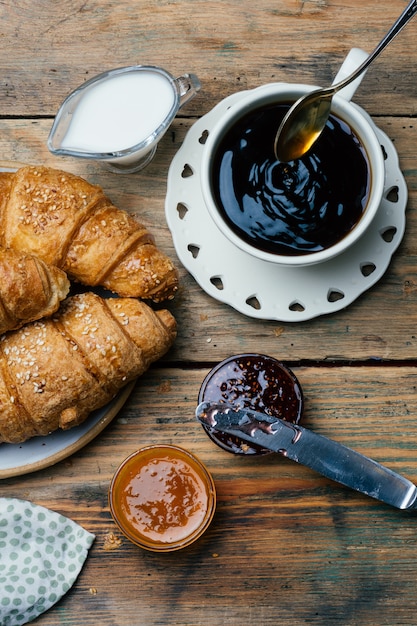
1;1;417;624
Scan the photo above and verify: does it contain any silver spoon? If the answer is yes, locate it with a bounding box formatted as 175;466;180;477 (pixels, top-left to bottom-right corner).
274;0;417;163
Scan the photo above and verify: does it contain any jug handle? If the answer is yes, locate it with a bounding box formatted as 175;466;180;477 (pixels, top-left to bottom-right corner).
175;74;202;108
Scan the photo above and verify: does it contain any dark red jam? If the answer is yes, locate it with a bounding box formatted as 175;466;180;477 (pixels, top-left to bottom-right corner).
198;354;304;455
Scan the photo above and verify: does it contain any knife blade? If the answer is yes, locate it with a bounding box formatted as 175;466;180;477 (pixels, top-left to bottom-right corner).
196;401;417;510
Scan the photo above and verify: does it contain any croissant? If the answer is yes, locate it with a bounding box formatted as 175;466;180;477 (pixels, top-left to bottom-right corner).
0;246;69;334
0;291;176;444
0;165;179;302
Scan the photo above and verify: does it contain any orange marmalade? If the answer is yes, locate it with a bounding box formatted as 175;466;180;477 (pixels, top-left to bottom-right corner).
109;445;216;552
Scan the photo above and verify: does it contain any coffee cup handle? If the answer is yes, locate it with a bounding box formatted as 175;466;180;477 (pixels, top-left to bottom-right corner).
175;73;202;108
331;47;369;102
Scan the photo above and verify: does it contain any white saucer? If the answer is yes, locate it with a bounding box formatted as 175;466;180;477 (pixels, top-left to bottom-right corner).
165;90;407;322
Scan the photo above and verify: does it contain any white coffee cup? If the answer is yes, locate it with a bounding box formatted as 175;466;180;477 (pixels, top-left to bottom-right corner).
200;49;385;267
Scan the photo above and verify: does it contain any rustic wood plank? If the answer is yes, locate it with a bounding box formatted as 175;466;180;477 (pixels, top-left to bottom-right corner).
0;116;415;362
0;2;416;624
2;365;417;625
0;0;415;117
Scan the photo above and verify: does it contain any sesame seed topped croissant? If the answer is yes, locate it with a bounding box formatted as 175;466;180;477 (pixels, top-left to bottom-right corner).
0;245;69;334
0;165;179;302
0;291;177;444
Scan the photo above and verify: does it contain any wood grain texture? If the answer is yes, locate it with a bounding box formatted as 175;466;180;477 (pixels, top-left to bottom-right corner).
0;115;416;362
0;0;415;117
3;366;417;625
0;0;417;624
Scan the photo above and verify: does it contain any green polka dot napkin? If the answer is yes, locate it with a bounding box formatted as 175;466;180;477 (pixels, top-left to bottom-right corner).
0;498;95;626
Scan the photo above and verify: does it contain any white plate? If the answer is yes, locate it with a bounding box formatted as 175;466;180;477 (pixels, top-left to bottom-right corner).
165;89;407;321
0;381;135;479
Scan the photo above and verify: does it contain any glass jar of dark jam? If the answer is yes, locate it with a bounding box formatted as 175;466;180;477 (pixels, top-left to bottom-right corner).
198;354;304;455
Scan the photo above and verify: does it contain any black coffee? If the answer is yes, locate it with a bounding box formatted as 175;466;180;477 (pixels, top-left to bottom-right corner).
211;103;371;256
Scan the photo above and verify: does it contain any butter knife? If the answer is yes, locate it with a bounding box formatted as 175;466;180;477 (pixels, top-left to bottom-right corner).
196;401;417;510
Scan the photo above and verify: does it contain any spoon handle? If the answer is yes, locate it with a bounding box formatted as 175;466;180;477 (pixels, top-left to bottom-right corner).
328;0;417;96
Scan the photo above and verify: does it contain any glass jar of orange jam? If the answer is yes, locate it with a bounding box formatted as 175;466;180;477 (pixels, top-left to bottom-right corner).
109;445;216;552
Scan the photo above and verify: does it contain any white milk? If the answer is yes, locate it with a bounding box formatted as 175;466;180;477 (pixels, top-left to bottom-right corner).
61;70;176;153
